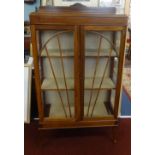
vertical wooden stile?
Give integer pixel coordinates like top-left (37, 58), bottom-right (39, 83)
top-left (114, 29), bottom-right (127, 118)
top-left (31, 25), bottom-right (44, 122)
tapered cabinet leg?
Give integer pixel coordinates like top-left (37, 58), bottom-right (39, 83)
top-left (111, 126), bottom-right (118, 143)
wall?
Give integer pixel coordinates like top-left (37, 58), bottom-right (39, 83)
top-left (24, 0), bottom-right (129, 21)
top-left (24, 0), bottom-right (40, 21)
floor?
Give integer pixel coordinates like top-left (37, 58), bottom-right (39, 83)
top-left (25, 118), bottom-right (131, 155)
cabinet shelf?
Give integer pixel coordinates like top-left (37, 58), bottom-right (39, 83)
top-left (46, 102), bottom-right (113, 118)
top-left (84, 103), bottom-right (113, 117)
top-left (41, 77), bottom-right (115, 91)
top-left (85, 78), bottom-right (115, 90)
top-left (41, 78), bottom-right (74, 90)
top-left (48, 105), bottom-right (74, 118)
top-left (41, 49), bottom-right (117, 57)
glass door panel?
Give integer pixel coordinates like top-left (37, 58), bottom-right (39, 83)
top-left (36, 29), bottom-right (75, 119)
top-left (84, 30), bottom-right (121, 118)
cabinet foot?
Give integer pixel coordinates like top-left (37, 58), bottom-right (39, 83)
top-left (111, 126), bottom-right (118, 143)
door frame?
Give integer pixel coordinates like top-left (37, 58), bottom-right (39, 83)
top-left (79, 25), bottom-right (127, 121)
top-left (31, 24), bottom-right (80, 123)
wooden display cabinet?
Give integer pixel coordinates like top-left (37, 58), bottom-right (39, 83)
top-left (30, 4), bottom-right (128, 130)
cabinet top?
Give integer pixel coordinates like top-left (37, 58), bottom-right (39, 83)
top-left (30, 3), bottom-right (128, 26)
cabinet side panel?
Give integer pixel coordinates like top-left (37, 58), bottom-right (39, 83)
top-left (31, 25), bottom-right (44, 121)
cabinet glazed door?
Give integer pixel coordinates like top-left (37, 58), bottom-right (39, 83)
top-left (81, 26), bottom-right (126, 119)
top-left (31, 25), bottom-right (80, 121)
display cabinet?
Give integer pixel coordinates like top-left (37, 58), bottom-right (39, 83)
top-left (30, 4), bottom-right (128, 129)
